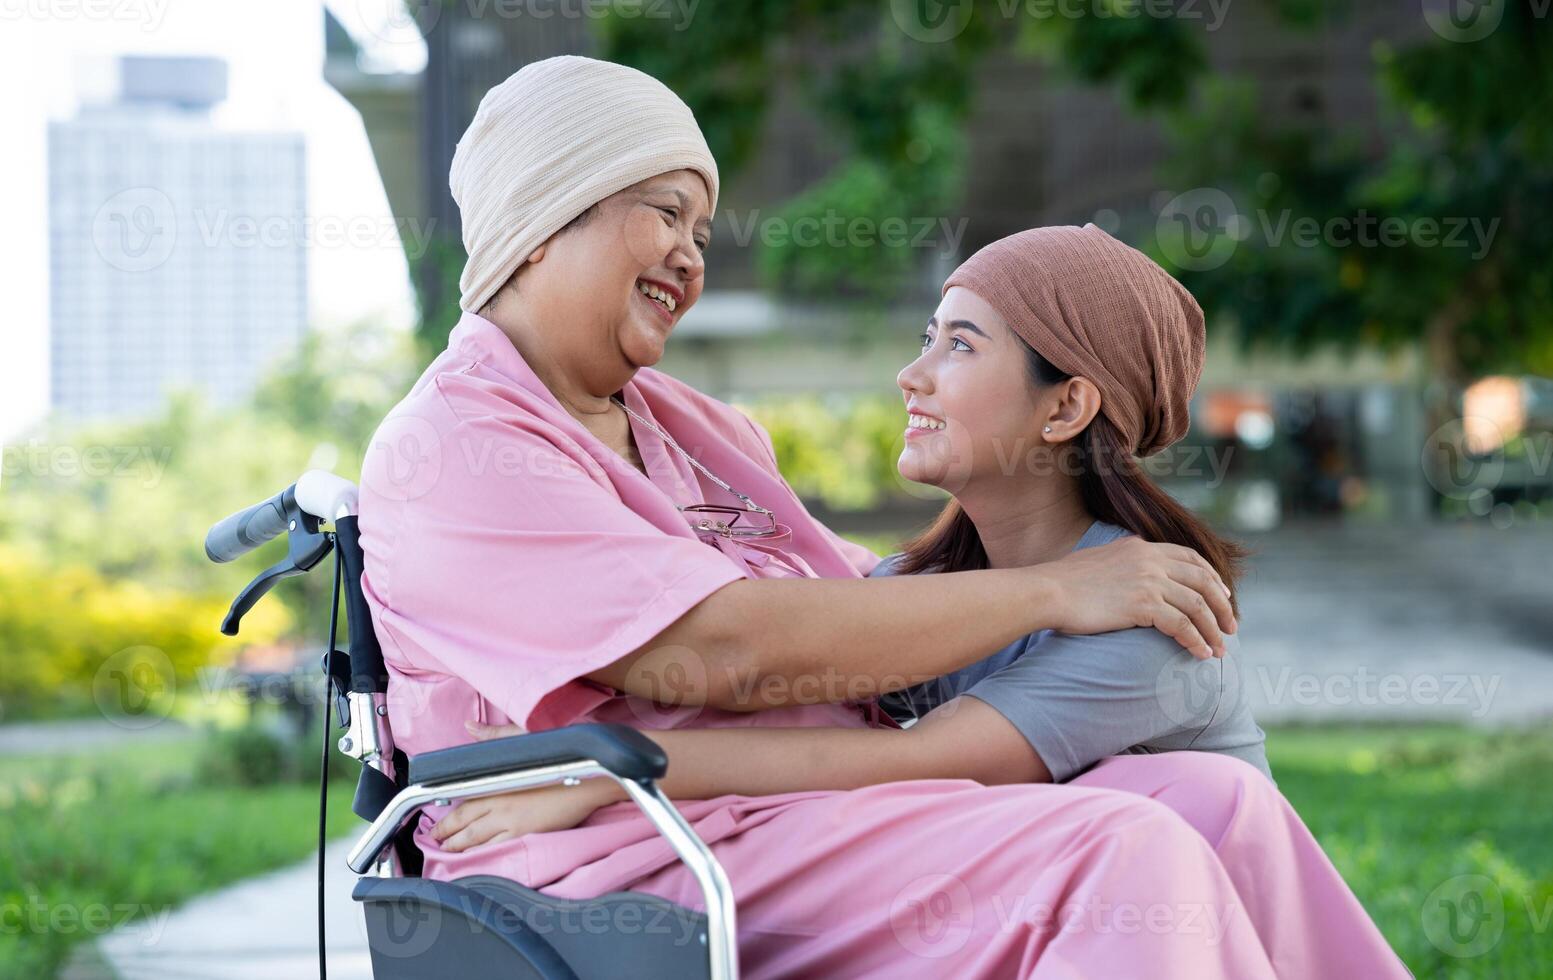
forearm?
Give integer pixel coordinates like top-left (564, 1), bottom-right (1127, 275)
top-left (584, 725), bottom-right (922, 808)
top-left (587, 715), bottom-right (1038, 808)
top-left (590, 535), bottom-right (1236, 712)
top-left (662, 569), bottom-right (1063, 709)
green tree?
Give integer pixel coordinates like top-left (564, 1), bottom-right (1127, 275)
top-left (1150, 3), bottom-right (1552, 383)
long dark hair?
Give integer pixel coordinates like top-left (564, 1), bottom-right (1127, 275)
top-left (895, 338), bottom-right (1246, 614)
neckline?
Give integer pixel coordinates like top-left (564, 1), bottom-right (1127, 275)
top-left (615, 386), bottom-right (702, 508)
top-left (1071, 518), bottom-right (1107, 553)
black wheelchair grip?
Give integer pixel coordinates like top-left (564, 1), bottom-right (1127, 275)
top-left (205, 486), bottom-right (292, 563)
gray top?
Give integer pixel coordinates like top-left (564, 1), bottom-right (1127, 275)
top-left (869, 520), bottom-right (1272, 783)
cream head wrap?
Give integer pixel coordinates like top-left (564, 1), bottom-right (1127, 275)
top-left (942, 223), bottom-right (1206, 457)
top-left (449, 55), bottom-right (720, 314)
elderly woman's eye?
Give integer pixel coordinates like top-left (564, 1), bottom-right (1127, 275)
top-left (657, 206), bottom-right (678, 223)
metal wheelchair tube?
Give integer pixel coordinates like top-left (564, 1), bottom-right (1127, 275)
top-left (346, 762), bottom-right (740, 980)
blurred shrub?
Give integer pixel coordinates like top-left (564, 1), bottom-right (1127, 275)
top-left (745, 394), bottom-right (912, 510)
top-left (196, 723), bottom-right (291, 787)
top-left (195, 720), bottom-right (354, 787)
top-left (0, 546), bottom-right (287, 722)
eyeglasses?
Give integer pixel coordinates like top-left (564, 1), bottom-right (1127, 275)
top-left (680, 502), bottom-right (786, 539)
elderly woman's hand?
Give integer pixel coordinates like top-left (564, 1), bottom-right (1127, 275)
top-left (1042, 536), bottom-right (1237, 659)
top-left (429, 721), bottom-right (624, 852)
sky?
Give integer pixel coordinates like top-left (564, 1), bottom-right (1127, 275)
top-left (0, 0), bottom-right (423, 440)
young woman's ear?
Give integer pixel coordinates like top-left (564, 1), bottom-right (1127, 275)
top-left (1041, 377), bottom-right (1103, 442)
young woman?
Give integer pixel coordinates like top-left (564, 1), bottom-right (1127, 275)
top-left (867, 223), bottom-right (1270, 785)
top-left (363, 55), bottom-right (1407, 978)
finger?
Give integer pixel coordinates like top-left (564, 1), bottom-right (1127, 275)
top-left (1165, 562), bottom-right (1237, 639)
top-left (1156, 542), bottom-right (1231, 598)
top-left (441, 814), bottom-right (501, 854)
top-left (1143, 593), bottom-right (1212, 660)
top-left (1163, 581), bottom-right (1225, 659)
top-left (431, 800), bottom-right (490, 842)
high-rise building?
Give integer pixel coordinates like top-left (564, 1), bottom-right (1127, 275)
top-left (48, 55), bottom-right (307, 420)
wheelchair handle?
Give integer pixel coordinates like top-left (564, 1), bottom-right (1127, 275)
top-left (205, 471), bottom-right (359, 565)
top-left (205, 485), bottom-right (294, 563)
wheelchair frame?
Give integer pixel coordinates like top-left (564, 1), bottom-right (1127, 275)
top-left (205, 469), bottom-right (739, 979)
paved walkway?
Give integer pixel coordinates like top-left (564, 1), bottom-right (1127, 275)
top-left (1232, 520), bottom-right (1553, 725)
top-left (0, 718), bottom-right (195, 756)
top-left (64, 839), bottom-right (372, 980)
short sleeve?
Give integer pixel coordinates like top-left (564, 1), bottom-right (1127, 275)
top-left (963, 628), bottom-right (1218, 782)
top-left (367, 412), bottom-right (746, 731)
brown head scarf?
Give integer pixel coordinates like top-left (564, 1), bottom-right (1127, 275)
top-left (942, 223), bottom-right (1206, 457)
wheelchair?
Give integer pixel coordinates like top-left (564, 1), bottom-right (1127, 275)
top-left (205, 470), bottom-right (738, 980)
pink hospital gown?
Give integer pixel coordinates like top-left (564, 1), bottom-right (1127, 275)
top-left (358, 311), bottom-right (1411, 978)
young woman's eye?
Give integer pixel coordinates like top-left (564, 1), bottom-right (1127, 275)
top-left (951, 336), bottom-right (972, 352)
top-left (918, 332), bottom-right (933, 351)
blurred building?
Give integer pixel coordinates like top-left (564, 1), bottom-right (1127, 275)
top-left (48, 55), bottom-right (308, 420)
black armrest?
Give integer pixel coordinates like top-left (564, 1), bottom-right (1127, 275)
top-left (408, 723), bottom-right (668, 787)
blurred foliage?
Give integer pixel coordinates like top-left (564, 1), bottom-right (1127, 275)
top-left (1153, 2), bottom-right (1553, 382)
top-left (0, 323), bottom-right (417, 718)
top-left (409, 233), bottom-right (471, 363)
top-left (195, 719), bottom-right (355, 788)
top-left (0, 546), bottom-right (283, 722)
top-left (595, 0), bottom-right (1210, 304)
top-left (745, 393), bottom-right (909, 510)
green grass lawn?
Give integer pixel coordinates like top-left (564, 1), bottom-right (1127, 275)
top-left (2, 724), bottom-right (1548, 979)
top-left (1267, 724), bottom-right (1553, 978)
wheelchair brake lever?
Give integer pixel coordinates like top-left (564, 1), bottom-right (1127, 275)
top-left (219, 502), bottom-right (333, 636)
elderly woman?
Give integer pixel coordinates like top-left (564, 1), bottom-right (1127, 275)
top-left (359, 57), bottom-right (1406, 979)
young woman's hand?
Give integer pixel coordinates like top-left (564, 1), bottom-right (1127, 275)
top-left (1038, 537), bottom-right (1237, 659)
top-left (429, 721), bottom-right (623, 853)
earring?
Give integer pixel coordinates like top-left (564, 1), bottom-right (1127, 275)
top-left (1043, 426), bottom-right (1053, 433)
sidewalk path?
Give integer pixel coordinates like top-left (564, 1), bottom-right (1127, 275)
top-left (68, 838), bottom-right (372, 980)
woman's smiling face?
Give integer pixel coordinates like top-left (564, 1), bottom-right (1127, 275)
top-left (512, 169), bottom-right (712, 381)
top-left (895, 286), bottom-right (1047, 492)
